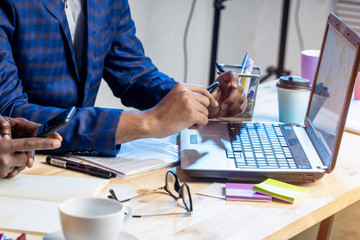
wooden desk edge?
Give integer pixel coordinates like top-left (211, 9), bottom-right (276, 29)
top-left (266, 183), bottom-right (360, 240)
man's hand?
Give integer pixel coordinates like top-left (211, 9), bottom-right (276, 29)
top-left (115, 75), bottom-right (247, 144)
top-left (144, 83), bottom-right (219, 137)
top-left (0, 116), bottom-right (62, 178)
top-left (209, 71), bottom-right (247, 118)
top-left (116, 83), bottom-right (218, 143)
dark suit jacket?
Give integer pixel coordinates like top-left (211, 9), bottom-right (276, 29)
top-left (0, 0), bottom-right (176, 156)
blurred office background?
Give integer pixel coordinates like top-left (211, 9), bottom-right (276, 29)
top-left (95, 0), bottom-right (334, 108)
top-left (95, 1), bottom-right (360, 239)
top-left (96, 0), bottom-right (360, 108)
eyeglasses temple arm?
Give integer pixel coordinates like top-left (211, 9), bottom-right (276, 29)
top-left (109, 189), bottom-right (119, 201)
top-left (132, 212), bottom-right (191, 218)
top-left (110, 187), bottom-right (165, 203)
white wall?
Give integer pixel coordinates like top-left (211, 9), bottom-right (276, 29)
top-left (95, 0), bottom-right (335, 109)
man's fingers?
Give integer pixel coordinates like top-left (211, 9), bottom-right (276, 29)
top-left (194, 114), bottom-right (209, 129)
top-left (216, 71), bottom-right (239, 89)
top-left (217, 71), bottom-right (239, 83)
top-left (0, 133), bottom-right (11, 139)
top-left (188, 113), bottom-right (209, 130)
top-left (4, 117), bottom-right (41, 137)
top-left (26, 151), bottom-right (35, 168)
top-left (7, 168), bottom-right (19, 178)
top-left (186, 85), bottom-right (219, 108)
top-left (47, 132), bottom-right (63, 142)
top-left (0, 152), bottom-right (28, 178)
top-left (220, 89), bottom-right (247, 117)
top-left (0, 116), bottom-right (12, 139)
top-left (0, 138), bottom-right (61, 153)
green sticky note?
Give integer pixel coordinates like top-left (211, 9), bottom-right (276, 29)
top-left (253, 178), bottom-right (308, 203)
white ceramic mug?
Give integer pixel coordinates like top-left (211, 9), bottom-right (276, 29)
top-left (59, 197), bottom-right (132, 240)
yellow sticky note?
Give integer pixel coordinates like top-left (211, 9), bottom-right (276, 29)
top-left (253, 178), bottom-right (308, 203)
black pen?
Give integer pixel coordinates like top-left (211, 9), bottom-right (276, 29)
top-left (207, 61), bottom-right (226, 94)
top-left (207, 81), bottom-right (220, 94)
top-left (46, 155), bottom-right (117, 179)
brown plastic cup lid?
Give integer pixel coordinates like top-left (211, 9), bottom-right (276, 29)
top-left (276, 76), bottom-right (311, 90)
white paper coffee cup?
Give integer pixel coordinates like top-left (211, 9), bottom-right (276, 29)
top-left (276, 76), bottom-right (311, 125)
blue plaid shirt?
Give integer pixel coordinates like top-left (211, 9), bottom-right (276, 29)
top-left (0, 0), bottom-right (177, 156)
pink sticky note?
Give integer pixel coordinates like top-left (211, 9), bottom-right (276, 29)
top-left (225, 183), bottom-right (272, 202)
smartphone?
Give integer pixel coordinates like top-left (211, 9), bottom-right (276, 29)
top-left (36, 106), bottom-right (76, 137)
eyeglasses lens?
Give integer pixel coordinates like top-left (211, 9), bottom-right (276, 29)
top-left (181, 184), bottom-right (192, 212)
top-left (166, 171), bottom-right (179, 198)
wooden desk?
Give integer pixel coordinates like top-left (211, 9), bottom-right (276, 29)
top-left (2, 81), bottom-right (360, 240)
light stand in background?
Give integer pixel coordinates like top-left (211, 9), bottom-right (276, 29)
top-left (260, 0), bottom-right (291, 82)
top-left (208, 0), bottom-right (292, 85)
top-left (208, 0), bottom-right (227, 85)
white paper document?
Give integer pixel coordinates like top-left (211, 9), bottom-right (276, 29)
top-left (66, 135), bottom-right (179, 178)
top-left (196, 182), bottom-right (226, 199)
top-left (0, 174), bottom-right (109, 234)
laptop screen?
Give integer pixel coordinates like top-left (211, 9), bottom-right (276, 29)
top-left (306, 15), bottom-right (359, 170)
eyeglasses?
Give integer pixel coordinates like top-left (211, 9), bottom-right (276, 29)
top-left (109, 171), bottom-right (193, 218)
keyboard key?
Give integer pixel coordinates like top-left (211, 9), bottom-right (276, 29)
top-left (226, 150), bottom-right (234, 158)
top-left (245, 152), bottom-right (254, 158)
top-left (233, 147), bottom-right (242, 152)
top-left (255, 152), bottom-right (265, 158)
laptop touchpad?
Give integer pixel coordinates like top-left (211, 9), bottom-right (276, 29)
top-left (198, 135), bottom-right (222, 145)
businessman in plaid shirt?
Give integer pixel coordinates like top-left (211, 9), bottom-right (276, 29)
top-left (0, 0), bottom-right (247, 157)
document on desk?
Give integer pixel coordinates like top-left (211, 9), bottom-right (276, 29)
top-left (0, 174), bottom-right (109, 234)
top-left (66, 135), bottom-right (179, 178)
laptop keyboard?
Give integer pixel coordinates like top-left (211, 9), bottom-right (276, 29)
top-left (227, 122), bottom-right (311, 169)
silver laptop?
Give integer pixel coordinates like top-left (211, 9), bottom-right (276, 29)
top-left (180, 13), bottom-right (360, 183)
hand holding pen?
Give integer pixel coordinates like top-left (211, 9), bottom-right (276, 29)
top-left (208, 61), bottom-right (238, 94)
top-left (207, 61), bottom-right (247, 117)
top-left (207, 61), bottom-right (226, 94)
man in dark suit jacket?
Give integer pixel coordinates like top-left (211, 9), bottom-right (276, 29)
top-left (0, 0), bottom-right (246, 156)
